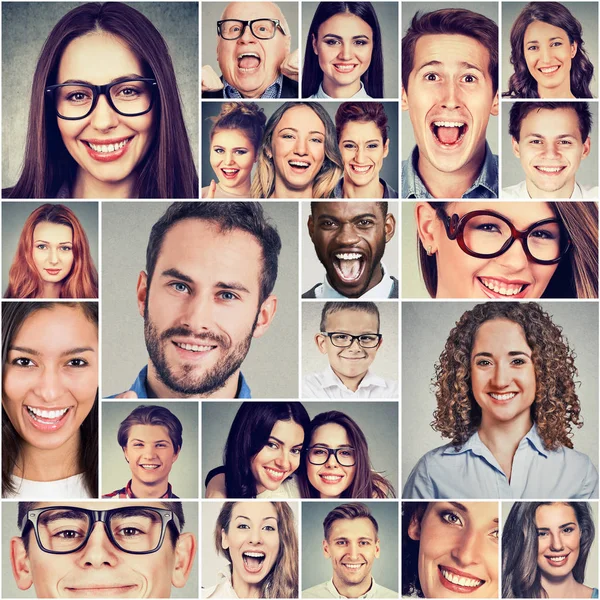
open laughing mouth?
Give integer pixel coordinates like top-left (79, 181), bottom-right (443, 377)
top-left (220, 167), bottom-right (240, 179)
top-left (539, 65), bottom-right (560, 74)
top-left (478, 277), bottom-right (529, 298)
top-left (431, 120), bottom-right (467, 146)
top-left (350, 163), bottom-right (373, 175)
top-left (438, 566), bottom-right (485, 593)
top-left (238, 53), bottom-right (261, 73)
top-left (288, 160), bottom-right (311, 173)
top-left (243, 551), bottom-right (266, 573)
top-left (545, 553), bottom-right (570, 567)
top-left (25, 406), bottom-right (71, 432)
top-left (334, 63), bottom-right (357, 73)
top-left (333, 252), bottom-right (365, 283)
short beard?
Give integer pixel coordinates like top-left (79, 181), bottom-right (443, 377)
top-left (144, 303), bottom-right (257, 397)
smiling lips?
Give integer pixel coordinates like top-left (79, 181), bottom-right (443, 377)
top-left (333, 252), bottom-right (365, 283)
top-left (539, 65), bottom-right (561, 75)
top-left (83, 136), bottom-right (133, 162)
top-left (534, 165), bottom-right (566, 175)
top-left (478, 277), bottom-right (530, 298)
top-left (45, 268), bottom-right (62, 276)
top-left (64, 584), bottom-right (139, 597)
top-left (243, 551), bottom-right (266, 573)
top-left (25, 405), bottom-right (71, 432)
top-left (238, 53), bottom-right (261, 72)
top-left (264, 466), bottom-right (288, 483)
top-left (545, 552), bottom-right (570, 567)
top-left (220, 167), bottom-right (240, 180)
top-left (438, 565), bottom-right (485, 593)
top-left (334, 63), bottom-right (358, 73)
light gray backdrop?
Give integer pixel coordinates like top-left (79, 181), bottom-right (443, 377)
top-left (2, 2), bottom-right (199, 188)
top-left (301, 200), bottom-right (399, 295)
top-left (401, 302), bottom-right (599, 490)
top-left (301, 2), bottom-right (399, 97)
top-left (501, 2), bottom-right (599, 97)
top-left (302, 501), bottom-right (398, 592)
top-left (201, 401), bottom-right (399, 497)
top-left (101, 201), bottom-right (298, 398)
top-left (201, 101), bottom-right (399, 193)
top-left (101, 400), bottom-right (199, 499)
top-left (2, 201), bottom-right (99, 294)
top-left (2, 501), bottom-right (199, 599)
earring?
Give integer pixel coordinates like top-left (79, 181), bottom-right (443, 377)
top-left (426, 245), bottom-right (433, 256)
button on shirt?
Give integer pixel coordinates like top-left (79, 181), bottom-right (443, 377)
top-left (403, 425), bottom-right (598, 499)
top-left (402, 142), bottom-right (498, 198)
top-left (303, 578), bottom-right (398, 599)
top-left (303, 366), bottom-right (398, 399)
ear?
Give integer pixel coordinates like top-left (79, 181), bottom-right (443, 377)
top-left (171, 532), bottom-right (196, 589)
top-left (374, 537), bottom-right (381, 559)
top-left (312, 33), bottom-right (318, 55)
top-left (376, 336), bottom-right (383, 351)
top-left (171, 449), bottom-right (180, 465)
top-left (401, 86), bottom-right (409, 111)
top-left (252, 295), bottom-right (277, 339)
top-left (415, 202), bottom-right (439, 254)
top-left (490, 92), bottom-right (499, 117)
top-left (571, 41), bottom-right (578, 58)
top-left (582, 136), bottom-right (591, 158)
top-left (221, 528), bottom-right (229, 550)
top-left (123, 446), bottom-right (130, 464)
top-left (407, 514), bottom-right (422, 541)
top-left (10, 537), bottom-right (33, 591)
top-left (511, 136), bottom-right (521, 159)
top-left (315, 333), bottom-right (328, 355)
top-left (136, 271), bottom-right (149, 319)
top-left (383, 139), bottom-right (390, 159)
top-left (323, 538), bottom-right (331, 559)
top-left (384, 213), bottom-right (396, 243)
top-left (307, 214), bottom-right (315, 242)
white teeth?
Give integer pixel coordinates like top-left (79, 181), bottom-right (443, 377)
top-left (265, 467), bottom-right (285, 480)
top-left (490, 392), bottom-right (517, 401)
top-left (238, 53), bottom-right (259, 59)
top-left (351, 164), bottom-right (372, 173)
top-left (222, 168), bottom-right (239, 174)
top-left (334, 64), bottom-right (356, 72)
top-left (289, 161), bottom-right (309, 167)
top-left (140, 464), bottom-right (160, 470)
top-left (539, 66), bottom-right (559, 73)
top-left (321, 475), bottom-right (343, 482)
top-left (343, 563), bottom-right (363, 570)
top-left (440, 569), bottom-right (483, 588)
top-left (243, 552), bottom-right (265, 558)
top-left (548, 555), bottom-right (568, 562)
top-left (175, 342), bottom-right (214, 352)
top-left (433, 121), bottom-right (465, 127)
top-left (536, 166), bottom-right (563, 173)
top-left (480, 277), bottom-right (525, 296)
top-left (336, 252), bottom-right (362, 260)
top-left (88, 139), bottom-right (128, 153)
top-left (27, 407), bottom-right (69, 420)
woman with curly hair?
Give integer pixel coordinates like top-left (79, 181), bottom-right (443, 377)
top-left (503, 2), bottom-right (594, 98)
top-left (403, 302), bottom-right (598, 499)
top-left (502, 502), bottom-right (597, 598)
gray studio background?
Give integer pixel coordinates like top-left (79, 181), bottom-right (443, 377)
top-left (201, 101), bottom-right (399, 192)
top-left (301, 200), bottom-right (399, 295)
top-left (2, 501), bottom-right (199, 599)
top-left (302, 501), bottom-right (398, 592)
top-left (501, 101), bottom-right (599, 189)
top-left (401, 302), bottom-right (599, 491)
top-left (302, 302), bottom-right (398, 383)
top-left (401, 2), bottom-right (499, 160)
top-left (501, 2), bottom-right (599, 97)
top-left (201, 500), bottom-right (300, 589)
top-left (2, 201), bottom-right (99, 294)
top-left (201, 401), bottom-right (398, 497)
top-left (201, 1), bottom-right (298, 85)
top-left (501, 501), bottom-right (599, 588)
top-left (401, 201), bottom-right (428, 298)
top-left (301, 2), bottom-right (399, 98)
top-left (101, 202), bottom-right (298, 398)
top-left (101, 400), bottom-right (199, 498)
top-left (2, 2), bottom-right (199, 188)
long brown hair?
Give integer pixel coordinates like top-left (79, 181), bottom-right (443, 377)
top-left (5, 204), bottom-right (98, 298)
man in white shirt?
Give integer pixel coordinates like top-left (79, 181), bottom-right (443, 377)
top-left (303, 503), bottom-right (397, 598)
top-left (503, 101), bottom-right (598, 199)
top-left (302, 302), bottom-right (398, 399)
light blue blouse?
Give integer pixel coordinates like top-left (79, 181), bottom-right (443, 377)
top-left (403, 425), bottom-right (598, 499)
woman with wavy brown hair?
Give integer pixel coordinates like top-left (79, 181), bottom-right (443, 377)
top-left (4, 203), bottom-right (98, 298)
top-left (403, 302), bottom-right (598, 499)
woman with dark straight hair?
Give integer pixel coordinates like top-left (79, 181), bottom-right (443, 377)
top-left (504, 2), bottom-right (594, 98)
top-left (502, 502), bottom-right (597, 598)
top-left (302, 2), bottom-right (384, 99)
top-left (2, 302), bottom-right (98, 498)
top-left (4, 2), bottom-right (198, 199)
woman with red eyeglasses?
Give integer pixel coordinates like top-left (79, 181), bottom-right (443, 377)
top-left (414, 201), bottom-right (597, 298)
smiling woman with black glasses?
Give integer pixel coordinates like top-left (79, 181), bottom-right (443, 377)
top-left (3, 2), bottom-right (198, 199)
top-left (414, 201), bottom-right (598, 298)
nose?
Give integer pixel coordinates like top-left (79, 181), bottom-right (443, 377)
top-left (293, 135), bottom-right (308, 156)
top-left (451, 528), bottom-right (483, 567)
top-left (77, 523), bottom-right (118, 568)
top-left (89, 94), bottom-right (119, 132)
top-left (143, 447), bottom-right (158, 460)
top-left (274, 449), bottom-right (291, 471)
top-left (490, 361), bottom-right (511, 388)
top-left (541, 143), bottom-right (561, 160)
top-left (541, 45), bottom-right (551, 64)
top-left (440, 80), bottom-right (461, 110)
top-left (550, 532), bottom-right (565, 552)
top-left (249, 526), bottom-right (263, 545)
top-left (48, 247), bottom-right (59, 265)
top-left (346, 541), bottom-right (361, 560)
top-left (180, 293), bottom-right (216, 333)
top-left (335, 223), bottom-right (361, 246)
top-left (495, 237), bottom-right (530, 273)
top-left (33, 367), bottom-right (66, 403)
top-left (355, 146), bottom-right (365, 163)
top-left (325, 451), bottom-right (339, 468)
top-left (239, 23), bottom-right (256, 43)
top-left (337, 41), bottom-right (352, 61)
top-left (224, 150), bottom-right (235, 165)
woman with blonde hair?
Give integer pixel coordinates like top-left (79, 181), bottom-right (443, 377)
top-left (251, 102), bottom-right (343, 198)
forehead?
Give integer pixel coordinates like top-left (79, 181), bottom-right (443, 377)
top-left (449, 201), bottom-right (556, 228)
top-left (127, 423), bottom-right (171, 442)
top-left (276, 105), bottom-right (325, 132)
top-left (58, 32), bottom-right (143, 84)
top-left (312, 422), bottom-right (350, 444)
top-left (212, 129), bottom-right (253, 147)
top-left (231, 501), bottom-right (278, 521)
top-left (270, 419), bottom-right (305, 442)
top-left (535, 503), bottom-right (578, 525)
top-left (472, 318), bottom-right (530, 352)
top-left (519, 108), bottom-right (583, 141)
top-left (222, 2), bottom-right (282, 21)
top-left (524, 20), bottom-right (569, 43)
top-left (313, 201), bottom-right (384, 220)
top-left (328, 517), bottom-right (376, 540)
top-left (324, 308), bottom-right (378, 332)
top-left (33, 501), bottom-right (167, 510)
top-left (33, 221), bottom-right (73, 240)
top-left (318, 12), bottom-right (373, 36)
top-left (340, 121), bottom-right (383, 141)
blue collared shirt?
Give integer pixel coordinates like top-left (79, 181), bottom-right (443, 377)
top-left (333, 178), bottom-right (398, 199)
top-left (401, 142), bottom-right (498, 198)
top-left (121, 365), bottom-right (251, 399)
top-left (224, 74), bottom-right (283, 99)
top-left (403, 426), bottom-right (598, 499)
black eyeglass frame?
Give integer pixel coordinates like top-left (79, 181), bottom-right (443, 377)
top-left (45, 78), bottom-right (158, 121)
top-left (217, 18), bottom-right (287, 40)
top-left (306, 446), bottom-right (357, 466)
top-left (438, 208), bottom-right (572, 266)
top-left (320, 332), bottom-right (382, 348)
top-left (20, 506), bottom-right (181, 555)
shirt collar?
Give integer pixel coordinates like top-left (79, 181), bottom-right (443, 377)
top-left (402, 142), bottom-right (498, 198)
top-left (125, 480), bottom-right (175, 498)
top-left (321, 263), bottom-right (393, 299)
top-left (326, 578), bottom-right (377, 598)
top-left (314, 81), bottom-right (371, 99)
top-left (333, 178), bottom-right (397, 199)
top-left (321, 366), bottom-right (386, 391)
top-left (224, 74), bottom-right (283, 99)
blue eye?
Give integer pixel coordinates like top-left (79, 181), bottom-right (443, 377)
top-left (170, 282), bottom-right (190, 293)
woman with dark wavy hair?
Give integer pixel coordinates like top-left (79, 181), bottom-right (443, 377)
top-left (502, 502), bottom-right (597, 598)
top-left (4, 2), bottom-right (198, 198)
top-left (403, 302), bottom-right (598, 499)
top-left (504, 2), bottom-right (594, 98)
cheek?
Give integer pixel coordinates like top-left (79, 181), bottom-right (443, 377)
top-left (58, 120), bottom-right (85, 146)
top-left (307, 461), bottom-right (320, 483)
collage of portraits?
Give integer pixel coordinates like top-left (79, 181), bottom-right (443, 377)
top-left (1, 0), bottom-right (600, 598)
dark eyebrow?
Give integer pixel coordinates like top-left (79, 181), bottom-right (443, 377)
top-left (160, 268), bottom-right (193, 284)
top-left (269, 435), bottom-right (304, 448)
top-left (416, 59), bottom-right (485, 75)
top-left (39, 509), bottom-right (88, 524)
top-left (472, 351), bottom-right (531, 359)
top-left (131, 438), bottom-right (171, 444)
top-left (280, 127), bottom-right (325, 135)
top-left (526, 36), bottom-right (565, 44)
top-left (60, 347), bottom-right (95, 357)
top-left (322, 33), bottom-right (370, 40)
top-left (59, 73), bottom-right (144, 86)
top-left (450, 501), bottom-right (468, 512)
top-left (9, 345), bottom-right (94, 357)
top-left (34, 239), bottom-right (72, 244)
top-left (235, 515), bottom-right (278, 522)
top-left (10, 346), bottom-right (41, 356)
top-left (313, 443), bottom-right (354, 448)
top-left (216, 281), bottom-right (251, 294)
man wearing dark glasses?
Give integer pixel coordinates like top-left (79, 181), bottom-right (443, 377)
top-left (9, 502), bottom-right (196, 598)
top-left (202, 2), bottom-right (299, 99)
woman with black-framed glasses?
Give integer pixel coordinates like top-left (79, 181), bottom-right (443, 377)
top-left (3, 2), bottom-right (198, 199)
top-left (414, 201), bottom-right (598, 298)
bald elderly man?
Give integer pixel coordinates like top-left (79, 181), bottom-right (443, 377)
top-left (202, 1), bottom-right (299, 99)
